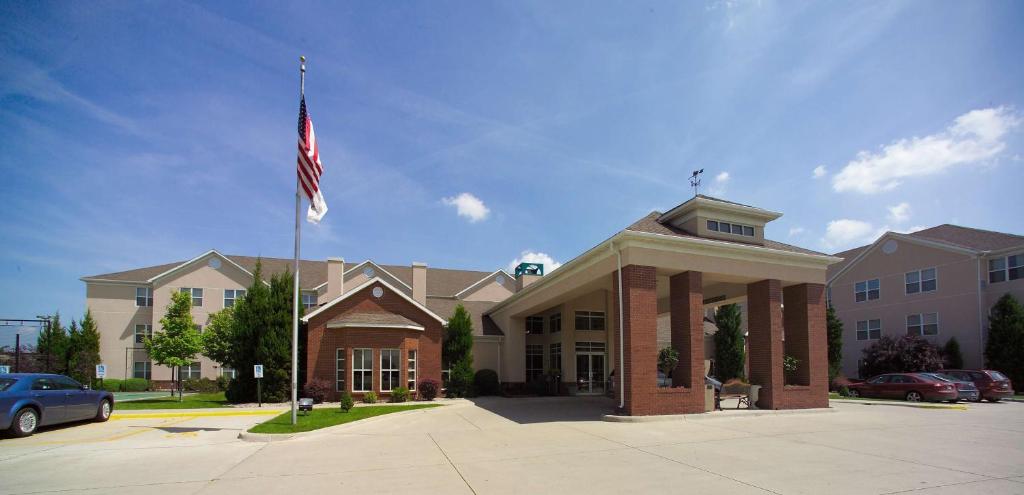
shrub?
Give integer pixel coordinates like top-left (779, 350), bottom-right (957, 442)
top-left (339, 392), bottom-right (354, 412)
top-left (216, 375), bottom-right (231, 392)
top-left (122, 378), bottom-right (150, 392)
top-left (390, 386), bottom-right (410, 403)
top-left (92, 378), bottom-right (122, 392)
top-left (303, 378), bottom-right (331, 403)
top-left (183, 378), bottom-right (220, 393)
top-left (446, 359), bottom-right (474, 398)
top-left (861, 335), bottom-right (943, 378)
top-left (363, 391), bottom-right (378, 404)
top-left (418, 379), bottom-right (440, 401)
top-left (714, 304), bottom-right (745, 380)
top-left (473, 369), bottom-right (501, 396)
top-left (658, 347), bottom-right (680, 378)
top-left (837, 385), bottom-right (851, 397)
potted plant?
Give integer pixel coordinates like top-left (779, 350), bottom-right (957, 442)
top-left (658, 347), bottom-right (680, 387)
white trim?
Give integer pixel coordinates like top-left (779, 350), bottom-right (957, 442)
top-left (326, 322), bottom-right (425, 331)
top-left (343, 260), bottom-right (413, 291)
top-left (657, 196), bottom-right (782, 224)
top-left (828, 232), bottom-right (979, 286)
top-left (79, 278), bottom-right (150, 285)
top-left (301, 276), bottom-right (447, 325)
top-left (453, 269), bottom-right (514, 299)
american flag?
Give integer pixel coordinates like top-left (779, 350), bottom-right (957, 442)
top-left (297, 96), bottom-right (328, 223)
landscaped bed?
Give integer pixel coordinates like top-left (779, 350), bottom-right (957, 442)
top-left (115, 392), bottom-right (231, 410)
top-left (248, 404), bottom-right (443, 434)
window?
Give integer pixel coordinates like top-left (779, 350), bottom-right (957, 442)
top-left (549, 343), bottom-right (562, 373)
top-left (549, 313), bottom-right (561, 333)
top-left (907, 313), bottom-right (939, 336)
top-left (352, 348), bottom-right (372, 392)
top-left (407, 350), bottom-right (417, 390)
top-left (575, 341), bottom-right (606, 353)
top-left (855, 279), bottom-right (880, 302)
top-left (301, 291), bottom-right (318, 309)
top-left (180, 287), bottom-right (203, 307)
top-left (380, 349), bottom-right (400, 392)
top-left (718, 222), bottom-right (731, 233)
top-left (136, 287), bottom-right (153, 307)
top-left (989, 254), bottom-right (1023, 283)
top-left (526, 344), bottom-right (544, 382)
top-left (220, 367), bottom-right (237, 379)
top-left (574, 311), bottom-right (606, 331)
top-left (134, 324), bottom-right (152, 344)
top-left (224, 289), bottom-right (246, 307)
top-left (742, 226), bottom-right (754, 236)
top-left (335, 348), bottom-right (346, 392)
top-left (707, 220), bottom-right (719, 231)
top-left (706, 219), bottom-right (754, 237)
top-left (905, 268), bottom-right (936, 294)
top-left (731, 224), bottom-right (743, 235)
top-left (525, 316), bottom-right (544, 334)
top-left (133, 361), bottom-right (152, 379)
top-left (856, 319), bottom-right (881, 341)
top-left (182, 362), bottom-right (201, 380)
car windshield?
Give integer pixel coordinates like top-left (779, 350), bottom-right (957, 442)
top-left (0, 378), bottom-right (15, 391)
top-left (989, 371), bottom-right (1009, 381)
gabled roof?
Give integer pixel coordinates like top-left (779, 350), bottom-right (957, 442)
top-left (302, 277), bottom-right (447, 325)
top-left (326, 312), bottom-right (425, 331)
top-left (627, 212), bottom-right (827, 256)
top-left (452, 269), bottom-right (514, 298)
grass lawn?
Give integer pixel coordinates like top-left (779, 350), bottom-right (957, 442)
top-left (249, 404), bottom-right (443, 434)
top-left (115, 392), bottom-right (230, 410)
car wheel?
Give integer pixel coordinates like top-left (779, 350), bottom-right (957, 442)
top-left (9, 408), bottom-right (39, 437)
top-left (848, 389), bottom-right (860, 398)
top-left (905, 391), bottom-right (923, 402)
top-left (94, 400), bottom-right (112, 422)
top-left (987, 397), bottom-right (1001, 403)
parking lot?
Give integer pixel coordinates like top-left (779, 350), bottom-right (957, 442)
top-left (0, 398), bottom-right (1022, 494)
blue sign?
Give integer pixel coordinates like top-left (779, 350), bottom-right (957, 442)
top-left (254, 364), bottom-right (264, 379)
top-left (0, 365), bottom-right (10, 374)
top-left (95, 364), bottom-right (107, 379)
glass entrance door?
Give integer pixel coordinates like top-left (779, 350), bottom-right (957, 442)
top-left (575, 353), bottom-right (605, 395)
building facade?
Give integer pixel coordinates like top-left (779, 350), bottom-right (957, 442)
top-left (827, 225), bottom-right (1024, 378)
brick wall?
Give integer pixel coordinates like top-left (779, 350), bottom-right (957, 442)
top-left (305, 281), bottom-right (442, 401)
top-left (747, 279), bottom-right (784, 409)
top-left (780, 283), bottom-right (828, 409)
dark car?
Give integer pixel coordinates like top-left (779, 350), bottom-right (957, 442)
top-left (941, 370), bottom-right (1015, 402)
top-left (847, 373), bottom-right (958, 402)
top-left (0, 373), bottom-right (115, 437)
top-left (921, 373), bottom-right (979, 402)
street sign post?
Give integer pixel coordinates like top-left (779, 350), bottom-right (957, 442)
top-left (95, 364), bottom-right (106, 390)
top-left (254, 364), bottom-right (264, 407)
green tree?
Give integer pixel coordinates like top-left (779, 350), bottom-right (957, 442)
top-left (36, 312), bottom-right (67, 374)
top-left (713, 304), bottom-right (745, 381)
top-left (147, 290), bottom-right (203, 401)
top-left (826, 305), bottom-right (844, 382)
top-left (69, 310), bottom-right (102, 384)
top-left (942, 336), bottom-right (964, 370)
top-left (658, 347), bottom-right (680, 386)
top-left (64, 319), bottom-right (80, 377)
top-left (985, 293), bottom-right (1024, 387)
top-left (443, 304), bottom-right (474, 397)
top-left (202, 307), bottom-right (234, 366)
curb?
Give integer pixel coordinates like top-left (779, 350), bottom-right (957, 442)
top-left (830, 399), bottom-right (967, 410)
top-left (113, 409), bottom-right (286, 419)
top-left (237, 405), bottom-right (446, 442)
top-left (602, 407), bottom-right (836, 423)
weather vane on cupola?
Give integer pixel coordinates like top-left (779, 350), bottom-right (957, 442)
top-left (689, 169), bottom-right (704, 197)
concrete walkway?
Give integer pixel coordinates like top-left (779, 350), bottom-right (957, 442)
top-left (1, 397), bottom-right (1022, 494)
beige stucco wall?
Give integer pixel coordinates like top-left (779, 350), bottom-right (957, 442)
top-left (462, 277), bottom-right (514, 302)
top-left (90, 283), bottom-right (153, 380)
top-left (472, 337), bottom-right (502, 375)
top-left (344, 264), bottom-right (412, 297)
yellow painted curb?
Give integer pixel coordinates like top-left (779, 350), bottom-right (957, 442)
top-left (112, 409), bottom-right (286, 419)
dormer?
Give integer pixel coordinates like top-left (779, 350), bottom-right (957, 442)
top-left (656, 195), bottom-right (782, 246)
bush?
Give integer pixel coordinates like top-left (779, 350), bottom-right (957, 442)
top-left (473, 369), bottom-right (501, 396)
top-left (339, 391), bottom-right (354, 412)
top-left (92, 378), bottom-right (120, 392)
top-left (390, 386), bottom-right (410, 403)
top-left (302, 378), bottom-right (330, 403)
top-left (861, 335), bottom-right (943, 378)
top-left (837, 385), bottom-right (851, 397)
top-left (363, 391), bottom-right (378, 404)
top-left (122, 378), bottom-right (150, 392)
top-left (446, 360), bottom-right (474, 398)
top-left (216, 375), bottom-right (231, 392)
top-left (418, 379), bottom-right (440, 401)
top-left (183, 378), bottom-right (220, 393)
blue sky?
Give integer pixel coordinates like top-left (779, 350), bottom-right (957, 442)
top-left (2, 1), bottom-right (1023, 322)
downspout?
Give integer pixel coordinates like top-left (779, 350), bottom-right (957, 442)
top-left (611, 240), bottom-right (625, 410)
top-left (977, 254), bottom-right (987, 366)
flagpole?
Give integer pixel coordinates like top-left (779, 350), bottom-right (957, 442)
top-left (291, 55), bottom-right (306, 426)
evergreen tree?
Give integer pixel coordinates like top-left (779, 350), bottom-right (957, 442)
top-left (36, 312), bottom-right (67, 374)
top-left (985, 293), bottom-right (1024, 387)
top-left (713, 304), bottom-right (745, 381)
top-left (64, 320), bottom-right (80, 380)
top-left (826, 305), bottom-right (844, 382)
top-left (72, 309), bottom-right (102, 384)
top-left (942, 336), bottom-right (964, 370)
top-left (147, 290), bottom-right (203, 401)
top-left (443, 304), bottom-right (474, 397)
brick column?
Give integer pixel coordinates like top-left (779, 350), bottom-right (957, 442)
top-left (612, 265), bottom-right (658, 415)
top-left (782, 283), bottom-right (829, 408)
top-left (747, 279), bottom-right (784, 409)
top-left (670, 271), bottom-right (704, 395)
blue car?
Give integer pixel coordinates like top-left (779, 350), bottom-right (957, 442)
top-left (0, 373), bottom-right (115, 437)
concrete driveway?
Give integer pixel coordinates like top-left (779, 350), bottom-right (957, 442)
top-left (1, 398), bottom-right (1023, 494)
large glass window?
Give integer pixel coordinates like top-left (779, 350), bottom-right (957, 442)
top-left (301, 291), bottom-right (318, 309)
top-left (549, 343), bottom-right (562, 373)
top-left (180, 287), bottom-right (203, 307)
top-left (907, 313), bottom-right (939, 336)
top-left (549, 313), bottom-right (561, 333)
top-left (525, 316), bottom-right (544, 334)
top-left (182, 362), bottom-right (201, 380)
top-left (905, 268), bottom-right (936, 294)
top-left (380, 349), bottom-right (400, 392)
top-left (136, 287), bottom-right (153, 307)
top-left (525, 344), bottom-right (544, 382)
top-left (990, 254), bottom-right (1023, 283)
top-left (706, 219), bottom-right (754, 237)
top-left (352, 348), bottom-right (372, 392)
top-left (134, 324), bottom-right (152, 344)
top-left (1011, 254), bottom-right (1024, 281)
top-left (335, 348), bottom-right (346, 392)
top-left (224, 289), bottom-right (246, 308)
top-left (856, 319), bottom-right (881, 341)
top-left (855, 279), bottom-right (880, 302)
top-left (133, 361), bottom-right (152, 379)
top-left (407, 350), bottom-right (417, 390)
top-left (574, 311), bottom-right (606, 331)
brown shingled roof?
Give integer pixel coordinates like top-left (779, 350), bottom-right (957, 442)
top-left (625, 212), bottom-right (827, 256)
top-left (907, 224), bottom-right (1024, 252)
top-left (326, 311), bottom-right (423, 328)
top-left (425, 298), bottom-right (500, 336)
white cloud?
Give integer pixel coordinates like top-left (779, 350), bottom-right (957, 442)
top-left (887, 202), bottom-right (911, 223)
top-left (442, 192), bottom-right (490, 223)
top-left (715, 171), bottom-right (730, 183)
top-left (821, 219), bottom-right (888, 251)
top-left (788, 226), bottom-right (806, 237)
top-left (833, 106), bottom-right (1020, 194)
top-left (508, 251), bottom-right (562, 274)
top-left (708, 171), bottom-right (730, 195)
top-left (812, 165), bottom-right (827, 179)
